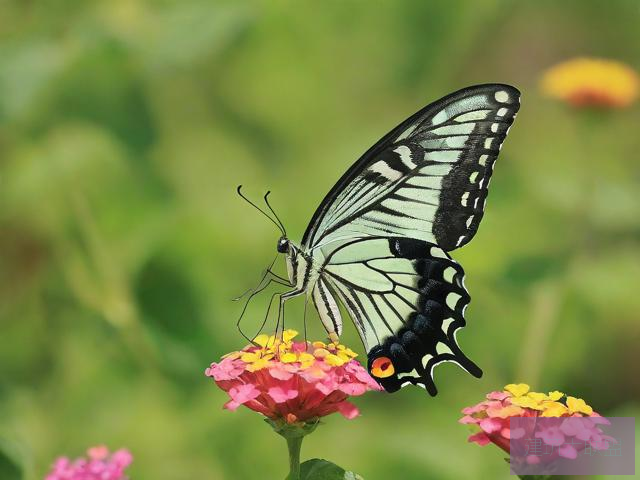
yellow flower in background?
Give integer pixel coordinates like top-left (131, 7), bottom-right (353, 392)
top-left (541, 57), bottom-right (639, 108)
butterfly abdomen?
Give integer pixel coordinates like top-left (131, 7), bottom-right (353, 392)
top-left (367, 237), bottom-right (482, 395)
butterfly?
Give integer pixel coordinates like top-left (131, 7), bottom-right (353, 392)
top-left (239, 84), bottom-right (520, 395)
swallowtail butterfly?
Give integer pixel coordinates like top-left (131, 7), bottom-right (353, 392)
top-left (241, 84), bottom-right (520, 395)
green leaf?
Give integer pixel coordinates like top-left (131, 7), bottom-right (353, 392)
top-left (299, 458), bottom-right (363, 480)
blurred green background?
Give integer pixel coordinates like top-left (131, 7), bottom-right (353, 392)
top-left (1, 1), bottom-right (639, 479)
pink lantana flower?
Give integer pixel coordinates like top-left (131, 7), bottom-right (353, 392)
top-left (206, 329), bottom-right (381, 479)
top-left (460, 383), bottom-right (615, 474)
top-left (45, 445), bottom-right (132, 480)
top-left (206, 329), bottom-right (381, 424)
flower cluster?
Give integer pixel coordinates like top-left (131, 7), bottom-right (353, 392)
top-left (541, 57), bottom-right (639, 108)
top-left (205, 330), bottom-right (382, 424)
top-left (45, 446), bottom-right (132, 480)
top-left (459, 383), bottom-right (610, 461)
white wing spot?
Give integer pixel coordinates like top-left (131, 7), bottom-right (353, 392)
top-left (425, 150), bottom-right (459, 163)
top-left (443, 267), bottom-right (457, 283)
top-left (432, 124), bottom-right (474, 135)
top-left (466, 215), bottom-right (474, 228)
top-left (456, 235), bottom-right (466, 246)
top-left (369, 160), bottom-right (402, 181)
top-left (430, 247), bottom-right (448, 259)
top-left (422, 354), bottom-right (434, 369)
top-left (497, 107), bottom-right (508, 116)
top-left (394, 145), bottom-right (416, 169)
top-left (441, 317), bottom-right (455, 333)
top-left (495, 90), bottom-right (509, 103)
top-left (446, 292), bottom-right (462, 310)
top-left (396, 124), bottom-right (417, 141)
top-left (491, 123), bottom-right (499, 133)
top-left (444, 136), bottom-right (467, 148)
top-left (431, 110), bottom-right (448, 125)
top-left (436, 342), bottom-right (453, 355)
top-left (479, 154), bottom-right (489, 166)
top-left (455, 110), bottom-right (490, 122)
top-left (484, 138), bottom-right (493, 149)
top-left (469, 171), bottom-right (478, 183)
top-left (461, 192), bottom-right (469, 206)
top-left (398, 369), bottom-right (419, 379)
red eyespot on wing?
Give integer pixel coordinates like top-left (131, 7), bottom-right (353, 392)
top-left (371, 356), bottom-right (395, 378)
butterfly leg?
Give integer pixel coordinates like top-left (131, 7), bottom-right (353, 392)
top-left (252, 290), bottom-right (284, 347)
top-left (236, 273), bottom-right (292, 346)
top-left (274, 288), bottom-right (305, 342)
top-left (234, 255), bottom-right (290, 301)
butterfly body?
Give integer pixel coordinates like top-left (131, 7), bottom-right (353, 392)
top-left (270, 84), bottom-right (520, 395)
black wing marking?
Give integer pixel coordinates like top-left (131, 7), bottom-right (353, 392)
top-left (321, 236), bottom-right (482, 395)
top-left (302, 84), bottom-right (520, 251)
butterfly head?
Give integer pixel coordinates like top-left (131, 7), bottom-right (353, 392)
top-left (276, 236), bottom-right (290, 254)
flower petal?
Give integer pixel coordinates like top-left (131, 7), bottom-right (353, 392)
top-left (226, 384), bottom-right (261, 411)
top-left (268, 387), bottom-right (299, 403)
top-left (479, 418), bottom-right (502, 434)
top-left (461, 403), bottom-right (487, 415)
top-left (269, 365), bottom-right (295, 380)
top-left (548, 390), bottom-right (564, 401)
top-left (536, 427), bottom-right (565, 446)
top-left (504, 383), bottom-right (530, 397)
top-left (486, 391), bottom-right (509, 401)
top-left (459, 415), bottom-right (480, 425)
top-left (338, 382), bottom-right (368, 396)
top-left (336, 401), bottom-right (360, 419)
top-left (468, 432), bottom-right (491, 446)
top-left (558, 443), bottom-right (578, 459)
top-left (566, 396), bottom-right (593, 416)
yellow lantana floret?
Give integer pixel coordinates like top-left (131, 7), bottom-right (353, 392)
top-left (504, 383), bottom-right (530, 397)
top-left (541, 402), bottom-right (569, 417)
top-left (325, 353), bottom-right (346, 367)
top-left (502, 384), bottom-right (593, 417)
top-left (547, 391), bottom-right (564, 401)
top-left (280, 352), bottom-right (298, 363)
top-left (566, 396), bottom-right (593, 415)
top-left (236, 329), bottom-right (360, 372)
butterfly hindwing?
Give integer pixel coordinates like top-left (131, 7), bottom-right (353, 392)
top-left (303, 84), bottom-right (520, 251)
top-left (320, 236), bottom-right (482, 395)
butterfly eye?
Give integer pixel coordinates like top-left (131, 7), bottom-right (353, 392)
top-left (277, 237), bottom-right (289, 253)
top-left (371, 356), bottom-right (395, 378)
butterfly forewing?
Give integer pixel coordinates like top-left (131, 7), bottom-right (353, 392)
top-left (303, 84), bottom-right (520, 251)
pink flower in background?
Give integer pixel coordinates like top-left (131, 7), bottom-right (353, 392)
top-left (459, 383), bottom-right (614, 466)
top-left (205, 330), bottom-right (382, 424)
top-left (45, 446), bottom-right (132, 480)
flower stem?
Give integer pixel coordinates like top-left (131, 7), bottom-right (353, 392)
top-left (267, 418), bottom-right (318, 480)
top-left (286, 435), bottom-right (303, 480)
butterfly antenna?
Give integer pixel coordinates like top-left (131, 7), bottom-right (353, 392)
top-left (237, 185), bottom-right (285, 235)
top-left (263, 191), bottom-right (287, 237)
